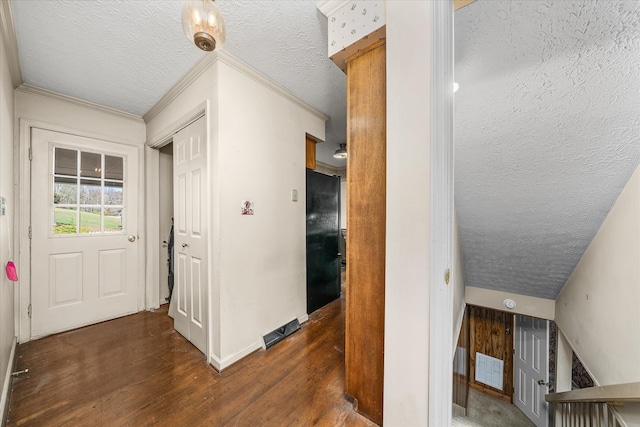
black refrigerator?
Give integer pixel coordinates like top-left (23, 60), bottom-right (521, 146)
top-left (306, 169), bottom-right (341, 314)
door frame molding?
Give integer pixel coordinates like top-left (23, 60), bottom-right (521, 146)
top-left (16, 119), bottom-right (146, 343)
top-left (143, 102), bottom-right (207, 312)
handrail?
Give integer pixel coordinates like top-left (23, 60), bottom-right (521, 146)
top-left (546, 382), bottom-right (640, 403)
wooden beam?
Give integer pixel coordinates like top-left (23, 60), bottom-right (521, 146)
top-left (305, 135), bottom-right (317, 170)
top-left (345, 41), bottom-right (386, 425)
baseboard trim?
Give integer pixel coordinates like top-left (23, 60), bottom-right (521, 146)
top-left (452, 403), bottom-right (466, 418)
top-left (210, 340), bottom-right (263, 372)
top-left (298, 314), bottom-right (309, 324)
top-left (468, 381), bottom-right (512, 403)
top-left (0, 337), bottom-right (17, 426)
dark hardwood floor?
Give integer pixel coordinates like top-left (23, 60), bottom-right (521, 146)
top-left (7, 291), bottom-right (376, 426)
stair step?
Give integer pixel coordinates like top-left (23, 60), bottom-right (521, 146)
top-left (452, 416), bottom-right (484, 426)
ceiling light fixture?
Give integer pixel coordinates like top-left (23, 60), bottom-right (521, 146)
top-left (333, 143), bottom-right (347, 159)
top-left (182, 0), bottom-right (226, 52)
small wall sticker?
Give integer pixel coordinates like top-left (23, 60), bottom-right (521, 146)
top-left (241, 200), bottom-right (254, 215)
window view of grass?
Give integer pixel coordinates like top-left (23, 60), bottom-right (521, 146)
top-left (54, 207), bottom-right (122, 234)
top-left (52, 149), bottom-right (125, 236)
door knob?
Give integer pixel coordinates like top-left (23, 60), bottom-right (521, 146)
top-left (128, 235), bottom-right (136, 242)
top-left (538, 379), bottom-right (549, 386)
top-left (182, 243), bottom-right (189, 248)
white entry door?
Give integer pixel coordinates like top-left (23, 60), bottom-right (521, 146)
top-left (31, 128), bottom-right (139, 339)
top-left (514, 315), bottom-right (550, 427)
top-left (173, 116), bottom-right (207, 354)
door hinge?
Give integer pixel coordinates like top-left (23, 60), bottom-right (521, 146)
top-left (28, 225), bottom-right (32, 239)
top-left (28, 148), bottom-right (33, 161)
top-left (27, 304), bottom-right (32, 318)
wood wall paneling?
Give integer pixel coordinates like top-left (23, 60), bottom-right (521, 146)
top-left (469, 306), bottom-right (514, 403)
top-left (345, 42), bottom-right (386, 425)
top-left (306, 135), bottom-right (317, 170)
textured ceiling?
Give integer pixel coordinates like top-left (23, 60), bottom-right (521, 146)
top-left (455, 0), bottom-right (640, 299)
top-left (10, 0), bottom-right (347, 167)
top-left (12, 0), bottom-right (640, 300)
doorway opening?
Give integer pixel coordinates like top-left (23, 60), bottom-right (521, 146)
top-left (453, 306), bottom-right (551, 427)
top-left (148, 115), bottom-right (208, 356)
top-left (158, 142), bottom-right (173, 306)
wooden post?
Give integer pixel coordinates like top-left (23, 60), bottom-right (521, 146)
top-left (345, 40), bottom-right (386, 425)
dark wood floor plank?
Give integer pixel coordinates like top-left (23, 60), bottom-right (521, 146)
top-left (7, 293), bottom-right (376, 427)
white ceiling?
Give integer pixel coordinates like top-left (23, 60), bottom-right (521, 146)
top-left (10, 0), bottom-right (347, 167)
top-left (10, 0), bottom-right (640, 300)
top-left (455, 0), bottom-right (640, 298)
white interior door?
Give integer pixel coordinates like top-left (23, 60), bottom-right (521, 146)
top-left (514, 315), bottom-right (550, 427)
top-left (173, 116), bottom-right (207, 354)
top-left (31, 128), bottom-right (139, 339)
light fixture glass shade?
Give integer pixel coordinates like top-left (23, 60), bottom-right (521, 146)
top-left (182, 0), bottom-right (226, 52)
top-left (333, 143), bottom-right (347, 159)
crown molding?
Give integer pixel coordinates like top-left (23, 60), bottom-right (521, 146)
top-left (144, 50), bottom-right (328, 124)
top-left (16, 84), bottom-right (144, 123)
top-left (217, 50), bottom-right (328, 122)
top-left (143, 52), bottom-right (215, 123)
top-left (316, 1), bottom-right (350, 18)
top-left (0, 0), bottom-right (23, 88)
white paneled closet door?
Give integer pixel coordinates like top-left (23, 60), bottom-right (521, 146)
top-left (173, 116), bottom-right (208, 355)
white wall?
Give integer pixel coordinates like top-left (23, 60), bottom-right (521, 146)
top-left (452, 211), bottom-right (466, 350)
top-left (0, 20), bottom-right (16, 418)
top-left (465, 287), bottom-right (555, 320)
top-left (385, 2), bottom-right (454, 424)
top-left (555, 163), bottom-right (640, 386)
top-left (15, 88), bottom-right (145, 144)
top-left (385, 0), bottom-right (456, 424)
top-left (555, 163), bottom-right (640, 425)
top-left (145, 52), bottom-right (326, 370)
top-left (216, 60), bottom-right (325, 366)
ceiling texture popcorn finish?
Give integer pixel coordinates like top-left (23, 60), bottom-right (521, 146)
top-left (455, 0), bottom-right (640, 299)
top-left (10, 0), bottom-right (640, 300)
top-left (10, 0), bottom-right (347, 166)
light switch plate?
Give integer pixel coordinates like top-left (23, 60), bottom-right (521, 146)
top-left (291, 189), bottom-right (298, 202)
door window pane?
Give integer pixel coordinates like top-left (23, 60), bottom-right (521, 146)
top-left (104, 181), bottom-right (123, 205)
top-left (80, 207), bottom-right (102, 234)
top-left (53, 207), bottom-right (77, 234)
top-left (80, 152), bottom-right (102, 178)
top-left (105, 155), bottom-right (123, 180)
top-left (54, 148), bottom-right (77, 176)
top-left (104, 208), bottom-right (123, 233)
top-left (54, 177), bottom-right (77, 204)
top-left (80, 179), bottom-right (102, 205)
top-left (52, 148), bottom-right (126, 236)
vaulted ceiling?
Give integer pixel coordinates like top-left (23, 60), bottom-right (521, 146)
top-left (455, 0), bottom-right (640, 298)
top-left (9, 0), bottom-right (640, 300)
